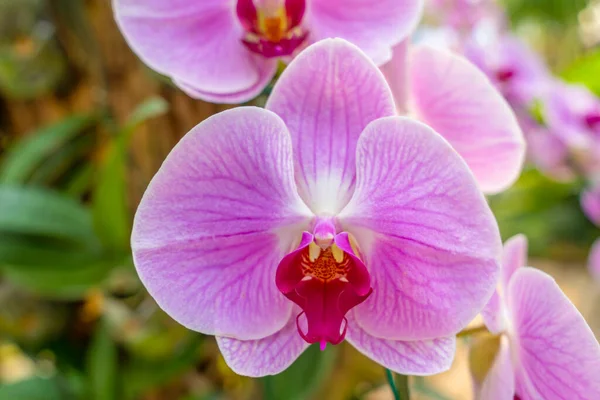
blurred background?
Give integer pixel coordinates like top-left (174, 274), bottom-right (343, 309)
top-left (0, 0), bottom-right (599, 399)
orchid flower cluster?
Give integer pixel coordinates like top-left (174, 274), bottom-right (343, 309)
top-left (425, 0), bottom-right (600, 279)
top-left (114, 0), bottom-right (600, 398)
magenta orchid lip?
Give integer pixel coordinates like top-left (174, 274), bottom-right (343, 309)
top-left (237, 0), bottom-right (309, 58)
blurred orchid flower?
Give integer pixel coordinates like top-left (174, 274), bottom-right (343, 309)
top-left (525, 125), bottom-right (575, 182)
top-left (464, 34), bottom-right (550, 107)
top-left (524, 82), bottom-right (600, 180)
top-left (474, 235), bottom-right (600, 399)
top-left (380, 42), bottom-right (525, 194)
top-left (113, 0), bottom-right (423, 103)
top-left (544, 82), bottom-right (600, 161)
top-left (131, 39), bottom-right (502, 377)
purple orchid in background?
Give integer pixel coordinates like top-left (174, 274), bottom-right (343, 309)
top-left (380, 42), bottom-right (525, 194)
top-left (475, 235), bottom-right (600, 399)
top-left (113, 0), bottom-right (423, 103)
top-left (464, 33), bottom-right (551, 107)
top-left (131, 39), bottom-right (502, 376)
top-left (543, 82), bottom-right (600, 173)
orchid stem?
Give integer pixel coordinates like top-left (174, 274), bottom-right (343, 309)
top-left (385, 369), bottom-right (401, 400)
top-left (385, 369), bottom-right (410, 400)
top-left (456, 324), bottom-right (489, 338)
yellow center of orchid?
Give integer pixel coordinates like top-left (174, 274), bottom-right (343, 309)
top-left (258, 6), bottom-right (288, 43)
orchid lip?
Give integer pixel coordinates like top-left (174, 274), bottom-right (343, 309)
top-left (236, 0), bottom-right (308, 58)
top-left (275, 220), bottom-right (372, 348)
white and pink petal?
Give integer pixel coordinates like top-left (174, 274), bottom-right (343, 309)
top-left (114, 0), bottom-right (271, 103)
top-left (340, 117), bottom-right (501, 341)
top-left (132, 107), bottom-right (312, 340)
top-left (216, 315), bottom-right (309, 377)
top-left (508, 267), bottom-right (600, 399)
top-left (345, 312), bottom-right (455, 375)
top-left (305, 0), bottom-right (424, 65)
top-left (408, 45), bottom-right (525, 194)
top-left (267, 38), bottom-right (395, 215)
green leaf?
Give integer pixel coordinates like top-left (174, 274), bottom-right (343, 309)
top-left (561, 50), bottom-right (600, 96)
top-left (0, 185), bottom-right (99, 246)
top-left (87, 319), bottom-right (119, 400)
top-left (0, 115), bottom-right (96, 185)
top-left (92, 97), bottom-right (168, 252)
top-left (121, 97), bottom-right (169, 137)
top-left (0, 377), bottom-right (66, 400)
top-left (0, 186), bottom-right (119, 299)
top-left (261, 344), bottom-right (338, 400)
top-left (0, 233), bottom-right (102, 267)
top-left (1, 260), bottom-right (117, 299)
top-left (489, 168), bottom-right (595, 259)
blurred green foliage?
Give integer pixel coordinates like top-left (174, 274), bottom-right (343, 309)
top-left (489, 169), bottom-right (598, 260)
top-left (0, 0), bottom-right (67, 98)
top-left (562, 50), bottom-right (600, 95)
top-left (503, 0), bottom-right (588, 25)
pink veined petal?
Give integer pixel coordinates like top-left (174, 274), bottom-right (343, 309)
top-left (266, 38), bottom-right (395, 215)
top-left (501, 234), bottom-right (527, 292)
top-left (305, 0), bottom-right (424, 65)
top-left (481, 291), bottom-right (506, 335)
top-left (482, 234), bottom-right (526, 335)
top-left (588, 238), bottom-right (600, 282)
top-left (508, 267), bottom-right (600, 400)
top-left (174, 58), bottom-right (278, 104)
top-left (345, 312), bottom-right (456, 375)
top-left (132, 107), bottom-right (312, 340)
top-left (475, 336), bottom-right (516, 400)
top-left (113, 0), bottom-right (269, 101)
top-left (379, 41), bottom-right (410, 114)
top-left (339, 117), bottom-right (501, 340)
top-left (408, 45), bottom-right (525, 194)
top-left (216, 315), bottom-right (310, 377)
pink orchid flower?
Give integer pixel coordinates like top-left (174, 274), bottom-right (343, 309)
top-left (464, 33), bottom-right (551, 108)
top-left (380, 41), bottom-right (525, 194)
top-left (131, 39), bottom-right (502, 377)
top-left (476, 235), bottom-right (600, 399)
top-left (544, 82), bottom-right (600, 161)
top-left (113, 0), bottom-right (423, 103)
